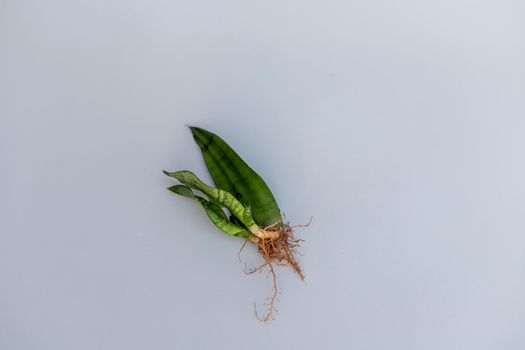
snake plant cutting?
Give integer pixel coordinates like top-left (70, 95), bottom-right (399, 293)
top-left (164, 126), bottom-right (306, 322)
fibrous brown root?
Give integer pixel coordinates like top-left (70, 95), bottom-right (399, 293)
top-left (243, 217), bottom-right (311, 323)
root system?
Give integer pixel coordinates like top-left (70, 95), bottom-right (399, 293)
top-left (243, 217), bottom-right (311, 323)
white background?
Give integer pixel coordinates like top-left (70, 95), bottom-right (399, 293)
top-left (1, 0), bottom-right (524, 349)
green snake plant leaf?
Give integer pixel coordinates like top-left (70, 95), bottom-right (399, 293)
top-left (189, 126), bottom-right (281, 228)
top-left (167, 184), bottom-right (250, 239)
top-left (163, 170), bottom-right (261, 236)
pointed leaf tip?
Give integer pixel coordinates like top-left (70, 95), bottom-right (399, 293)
top-left (168, 184), bottom-right (195, 198)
